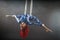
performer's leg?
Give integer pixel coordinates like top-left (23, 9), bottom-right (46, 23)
top-left (42, 24), bottom-right (53, 32)
top-left (5, 15), bottom-right (16, 17)
top-left (5, 15), bottom-right (20, 23)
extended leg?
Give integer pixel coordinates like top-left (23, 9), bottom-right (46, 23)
top-left (6, 15), bottom-right (16, 17)
top-left (5, 15), bottom-right (20, 23)
top-left (42, 24), bottom-right (53, 32)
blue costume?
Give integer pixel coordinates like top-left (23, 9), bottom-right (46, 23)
top-left (15, 14), bottom-right (42, 26)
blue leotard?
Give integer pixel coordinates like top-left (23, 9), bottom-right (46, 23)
top-left (15, 14), bottom-right (42, 26)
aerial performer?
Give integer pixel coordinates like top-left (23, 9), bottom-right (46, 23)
top-left (5, 0), bottom-right (53, 39)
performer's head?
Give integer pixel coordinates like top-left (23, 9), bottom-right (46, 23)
top-left (20, 22), bottom-right (27, 30)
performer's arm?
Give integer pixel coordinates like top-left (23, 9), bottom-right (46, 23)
top-left (6, 15), bottom-right (20, 23)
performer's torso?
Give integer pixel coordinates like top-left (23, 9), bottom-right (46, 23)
top-left (16, 14), bottom-right (42, 26)
top-left (16, 14), bottom-right (29, 24)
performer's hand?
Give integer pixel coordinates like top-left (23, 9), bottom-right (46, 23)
top-left (45, 29), bottom-right (52, 32)
top-left (46, 29), bottom-right (49, 32)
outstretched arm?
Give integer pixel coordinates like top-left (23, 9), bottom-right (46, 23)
top-left (5, 15), bottom-right (20, 23)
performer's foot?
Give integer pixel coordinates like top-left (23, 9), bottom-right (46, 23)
top-left (46, 30), bottom-right (49, 32)
top-left (46, 29), bottom-right (53, 32)
top-left (5, 15), bottom-right (9, 17)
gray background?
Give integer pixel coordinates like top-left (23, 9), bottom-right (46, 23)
top-left (0, 0), bottom-right (60, 40)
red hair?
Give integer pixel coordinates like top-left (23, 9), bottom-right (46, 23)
top-left (20, 25), bottom-right (29, 39)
